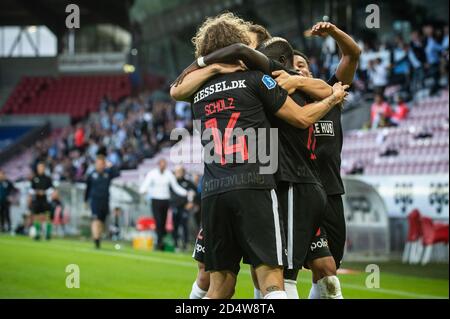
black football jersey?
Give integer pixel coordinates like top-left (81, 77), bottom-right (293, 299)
top-left (267, 60), bottom-right (322, 185)
top-left (192, 70), bottom-right (288, 198)
top-left (314, 74), bottom-right (345, 195)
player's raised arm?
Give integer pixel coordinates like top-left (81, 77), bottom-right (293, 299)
top-left (170, 43), bottom-right (271, 92)
top-left (310, 22), bottom-right (361, 85)
top-left (276, 82), bottom-right (348, 129)
top-left (272, 70), bottom-right (333, 99)
top-left (170, 63), bottom-right (244, 102)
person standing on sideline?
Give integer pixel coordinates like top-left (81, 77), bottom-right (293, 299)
top-left (30, 162), bottom-right (54, 240)
top-left (84, 154), bottom-right (120, 249)
top-left (139, 158), bottom-right (192, 251)
top-left (0, 169), bottom-right (16, 233)
top-left (170, 165), bottom-right (197, 251)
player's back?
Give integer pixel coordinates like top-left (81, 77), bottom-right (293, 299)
top-left (192, 70), bottom-right (288, 198)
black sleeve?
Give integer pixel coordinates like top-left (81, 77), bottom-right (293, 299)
top-left (47, 177), bottom-right (53, 190)
top-left (268, 59), bottom-right (292, 74)
top-left (251, 71), bottom-right (288, 114)
top-left (203, 43), bottom-right (272, 74)
top-left (108, 167), bottom-right (120, 179)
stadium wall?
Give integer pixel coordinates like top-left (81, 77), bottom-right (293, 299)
top-left (0, 57), bottom-right (58, 88)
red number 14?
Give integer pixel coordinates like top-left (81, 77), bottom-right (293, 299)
top-left (205, 112), bottom-right (249, 165)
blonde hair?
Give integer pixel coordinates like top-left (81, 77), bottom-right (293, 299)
top-left (192, 12), bottom-right (251, 58)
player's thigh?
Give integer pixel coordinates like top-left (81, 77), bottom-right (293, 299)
top-left (192, 228), bottom-right (206, 263)
top-left (322, 195), bottom-right (346, 267)
top-left (208, 271), bottom-right (237, 299)
top-left (202, 194), bottom-right (241, 275)
top-left (231, 189), bottom-right (286, 269)
top-left (305, 226), bottom-right (333, 269)
top-left (286, 183), bottom-right (327, 269)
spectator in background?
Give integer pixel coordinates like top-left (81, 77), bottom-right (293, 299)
top-left (308, 56), bottom-right (320, 78)
top-left (443, 25), bottom-right (449, 51)
top-left (371, 93), bottom-right (392, 129)
top-left (423, 24), bottom-right (443, 95)
top-left (409, 30), bottom-right (427, 92)
top-left (192, 174), bottom-right (202, 229)
top-left (170, 165), bottom-right (197, 252)
top-left (391, 95), bottom-right (409, 126)
top-left (391, 35), bottom-right (410, 88)
top-left (50, 189), bottom-right (68, 237)
top-left (84, 155), bottom-right (120, 249)
top-left (368, 58), bottom-right (389, 94)
top-left (442, 25), bottom-right (449, 86)
top-left (74, 123), bottom-right (85, 151)
top-left (109, 207), bottom-right (122, 241)
top-left (0, 169), bottom-right (16, 232)
top-left (139, 158), bottom-right (191, 251)
top-left (30, 162), bottom-right (54, 240)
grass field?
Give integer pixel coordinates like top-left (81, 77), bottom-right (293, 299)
top-left (0, 235), bottom-right (448, 299)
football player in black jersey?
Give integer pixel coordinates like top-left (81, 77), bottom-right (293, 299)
top-left (171, 14), bottom-right (348, 299)
top-left (30, 162), bottom-right (54, 240)
top-left (283, 22), bottom-right (360, 299)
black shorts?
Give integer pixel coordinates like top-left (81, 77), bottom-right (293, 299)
top-left (31, 199), bottom-right (51, 215)
top-left (202, 189), bottom-right (286, 275)
top-left (277, 182), bottom-right (327, 270)
top-left (305, 194), bottom-right (346, 269)
top-left (90, 200), bottom-right (109, 223)
top-left (192, 228), bottom-right (205, 263)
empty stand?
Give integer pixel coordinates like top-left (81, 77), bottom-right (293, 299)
top-left (2, 75), bottom-right (131, 118)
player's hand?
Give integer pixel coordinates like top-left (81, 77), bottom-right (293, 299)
top-left (185, 202), bottom-right (194, 211)
top-left (310, 22), bottom-right (337, 37)
top-left (212, 62), bottom-right (246, 75)
top-left (171, 60), bottom-right (201, 87)
top-left (331, 82), bottom-right (349, 104)
top-left (272, 70), bottom-right (299, 95)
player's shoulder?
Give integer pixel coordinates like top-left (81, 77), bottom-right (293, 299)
top-left (243, 70), bottom-right (277, 90)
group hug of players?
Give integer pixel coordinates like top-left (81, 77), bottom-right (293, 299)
top-left (170, 13), bottom-right (361, 299)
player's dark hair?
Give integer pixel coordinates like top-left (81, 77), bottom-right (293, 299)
top-left (248, 24), bottom-right (272, 46)
top-left (293, 49), bottom-right (310, 67)
top-left (257, 37), bottom-right (294, 69)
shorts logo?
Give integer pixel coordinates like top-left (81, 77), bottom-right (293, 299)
top-left (310, 238), bottom-right (328, 251)
top-left (195, 243), bottom-right (205, 253)
top-left (262, 75), bottom-right (276, 90)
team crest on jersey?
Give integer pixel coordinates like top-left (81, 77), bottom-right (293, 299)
top-left (314, 120), bottom-right (335, 136)
top-left (262, 75), bottom-right (276, 90)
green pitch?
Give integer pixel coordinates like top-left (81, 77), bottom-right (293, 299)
top-left (0, 235), bottom-right (448, 299)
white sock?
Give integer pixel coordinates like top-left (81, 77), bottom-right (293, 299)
top-left (189, 281), bottom-right (208, 299)
top-left (264, 290), bottom-right (288, 299)
top-left (202, 297), bottom-right (211, 299)
top-left (284, 279), bottom-right (299, 299)
top-left (308, 283), bottom-right (320, 299)
top-left (254, 288), bottom-right (263, 299)
top-left (317, 276), bottom-right (343, 299)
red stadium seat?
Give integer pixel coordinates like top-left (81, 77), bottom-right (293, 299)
top-left (402, 209), bottom-right (423, 264)
top-left (420, 217), bottom-right (449, 265)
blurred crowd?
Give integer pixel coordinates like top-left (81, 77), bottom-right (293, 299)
top-left (314, 24), bottom-right (448, 97)
top-left (310, 23), bottom-right (448, 129)
top-left (28, 92), bottom-right (193, 183)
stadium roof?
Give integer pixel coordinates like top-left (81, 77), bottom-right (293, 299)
top-left (0, 0), bottom-right (134, 36)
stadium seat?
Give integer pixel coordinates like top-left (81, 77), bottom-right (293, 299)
top-left (402, 209), bottom-right (423, 264)
top-left (420, 217), bottom-right (449, 265)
